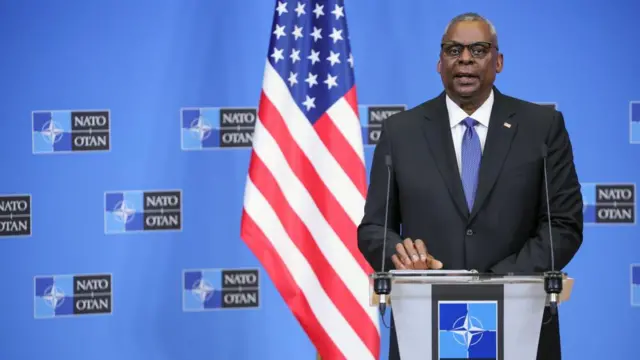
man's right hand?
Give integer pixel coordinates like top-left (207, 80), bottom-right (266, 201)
top-left (391, 238), bottom-right (443, 270)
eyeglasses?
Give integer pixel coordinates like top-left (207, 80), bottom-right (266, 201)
top-left (440, 41), bottom-right (497, 59)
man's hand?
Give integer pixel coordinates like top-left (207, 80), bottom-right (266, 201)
top-left (391, 238), bottom-right (443, 270)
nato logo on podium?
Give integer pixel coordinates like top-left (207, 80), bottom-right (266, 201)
top-left (438, 300), bottom-right (498, 359)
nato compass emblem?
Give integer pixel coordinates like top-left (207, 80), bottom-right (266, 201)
top-left (42, 283), bottom-right (66, 311)
top-left (190, 116), bottom-right (213, 141)
top-left (450, 312), bottom-right (488, 348)
top-left (40, 120), bottom-right (64, 145)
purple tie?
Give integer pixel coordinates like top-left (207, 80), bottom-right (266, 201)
top-left (461, 117), bottom-right (481, 211)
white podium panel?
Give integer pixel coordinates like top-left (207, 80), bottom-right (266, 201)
top-left (372, 270), bottom-right (572, 360)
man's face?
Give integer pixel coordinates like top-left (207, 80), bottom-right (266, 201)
top-left (437, 20), bottom-right (503, 100)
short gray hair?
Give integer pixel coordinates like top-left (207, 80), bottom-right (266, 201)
top-left (443, 12), bottom-right (498, 46)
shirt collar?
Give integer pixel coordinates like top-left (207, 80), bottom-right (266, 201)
top-left (445, 89), bottom-right (494, 128)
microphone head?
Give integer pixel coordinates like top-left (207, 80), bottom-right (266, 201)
top-left (373, 272), bottom-right (392, 296)
top-left (540, 143), bottom-right (548, 158)
top-left (544, 271), bottom-right (563, 295)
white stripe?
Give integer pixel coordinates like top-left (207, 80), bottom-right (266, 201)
top-left (243, 178), bottom-right (376, 360)
top-left (251, 117), bottom-right (381, 331)
top-left (325, 97), bottom-right (365, 163)
top-left (261, 61), bottom-right (364, 226)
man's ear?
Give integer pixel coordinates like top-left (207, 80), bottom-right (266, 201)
top-left (496, 53), bottom-right (504, 74)
top-left (437, 59), bottom-right (441, 74)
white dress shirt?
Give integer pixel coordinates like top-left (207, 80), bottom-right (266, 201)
top-left (445, 90), bottom-right (494, 174)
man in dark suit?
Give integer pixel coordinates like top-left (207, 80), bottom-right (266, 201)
top-left (357, 12), bottom-right (583, 360)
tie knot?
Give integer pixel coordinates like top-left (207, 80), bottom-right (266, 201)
top-left (461, 117), bottom-right (478, 128)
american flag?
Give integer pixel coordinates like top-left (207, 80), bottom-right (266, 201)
top-left (240, 0), bottom-right (380, 359)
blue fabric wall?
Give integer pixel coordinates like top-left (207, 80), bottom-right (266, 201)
top-left (0, 1), bottom-right (638, 359)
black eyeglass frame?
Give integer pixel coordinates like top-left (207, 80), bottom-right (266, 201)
top-left (440, 41), bottom-right (499, 58)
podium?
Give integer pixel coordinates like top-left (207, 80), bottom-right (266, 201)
top-left (371, 270), bottom-right (574, 360)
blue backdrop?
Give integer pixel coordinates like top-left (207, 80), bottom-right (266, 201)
top-left (1, 0), bottom-right (639, 359)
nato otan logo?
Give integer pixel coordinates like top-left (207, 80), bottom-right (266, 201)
top-left (181, 107), bottom-right (256, 149)
top-left (0, 194), bottom-right (31, 237)
top-left (359, 105), bottom-right (406, 146)
top-left (34, 273), bottom-right (112, 319)
top-left (630, 101), bottom-right (640, 144)
top-left (104, 190), bottom-right (182, 234)
top-left (438, 300), bottom-right (497, 359)
top-left (32, 110), bottom-right (110, 154)
top-left (632, 264), bottom-right (640, 307)
top-left (183, 268), bottom-right (260, 311)
top-left (581, 183), bottom-right (635, 224)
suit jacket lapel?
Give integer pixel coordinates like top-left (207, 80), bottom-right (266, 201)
top-left (421, 92), bottom-right (470, 219)
top-left (469, 89), bottom-right (518, 222)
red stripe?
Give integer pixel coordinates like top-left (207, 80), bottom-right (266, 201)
top-left (343, 86), bottom-right (359, 119)
top-left (240, 210), bottom-right (346, 360)
top-left (335, 87), bottom-right (378, 273)
top-left (258, 91), bottom-right (373, 275)
top-left (314, 110), bottom-right (367, 198)
top-left (247, 152), bottom-right (379, 358)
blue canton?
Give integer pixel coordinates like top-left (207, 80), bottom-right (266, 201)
top-left (267, 0), bottom-right (355, 124)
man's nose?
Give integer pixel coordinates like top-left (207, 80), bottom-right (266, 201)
top-left (458, 47), bottom-right (474, 62)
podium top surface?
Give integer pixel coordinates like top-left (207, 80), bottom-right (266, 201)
top-left (374, 269), bottom-right (567, 284)
top-left (368, 270), bottom-right (575, 306)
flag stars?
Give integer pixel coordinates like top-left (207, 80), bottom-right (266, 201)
top-left (305, 72), bottom-right (318, 88)
top-left (324, 73), bottom-right (338, 89)
top-left (288, 71), bottom-right (298, 87)
top-left (311, 27), bottom-right (322, 42)
top-left (302, 95), bottom-right (316, 111)
top-left (290, 48), bottom-right (301, 63)
top-left (308, 49), bottom-right (320, 65)
top-left (292, 25), bottom-right (303, 40)
top-left (294, 2), bottom-right (306, 17)
top-left (331, 4), bottom-right (344, 20)
top-left (273, 24), bottom-right (286, 39)
top-left (312, 3), bottom-right (324, 18)
top-left (329, 27), bottom-right (343, 43)
top-left (267, 2), bottom-right (353, 118)
top-left (271, 47), bottom-right (284, 63)
top-left (326, 51), bottom-right (340, 66)
top-left (276, 1), bottom-right (288, 16)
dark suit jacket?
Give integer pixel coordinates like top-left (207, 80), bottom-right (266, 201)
top-left (357, 87), bottom-right (583, 360)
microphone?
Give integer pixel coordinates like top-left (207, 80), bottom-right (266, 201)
top-left (541, 143), bottom-right (563, 317)
top-left (373, 154), bottom-right (393, 321)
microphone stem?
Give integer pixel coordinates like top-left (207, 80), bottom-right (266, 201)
top-left (542, 154), bottom-right (555, 271)
top-left (541, 144), bottom-right (562, 319)
top-left (381, 163), bottom-right (391, 273)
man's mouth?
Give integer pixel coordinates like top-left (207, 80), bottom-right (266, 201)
top-left (454, 73), bottom-right (478, 79)
top-left (454, 73), bottom-right (479, 85)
